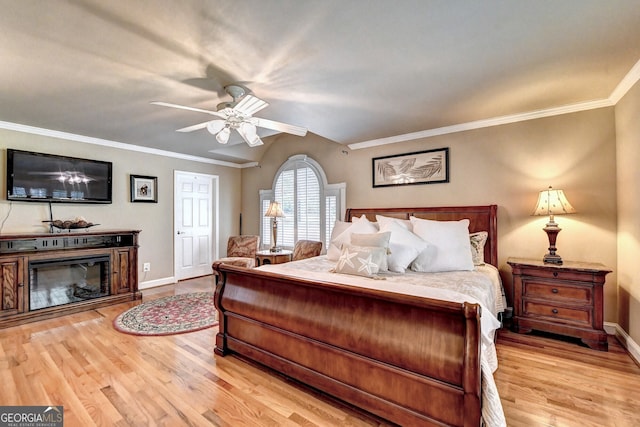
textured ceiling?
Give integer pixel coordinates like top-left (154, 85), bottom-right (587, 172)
top-left (1, 0), bottom-right (639, 165)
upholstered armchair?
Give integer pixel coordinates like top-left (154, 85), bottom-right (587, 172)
top-left (215, 235), bottom-right (260, 269)
top-left (292, 240), bottom-right (323, 261)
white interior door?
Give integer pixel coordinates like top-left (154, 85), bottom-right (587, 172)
top-left (174, 171), bottom-right (218, 280)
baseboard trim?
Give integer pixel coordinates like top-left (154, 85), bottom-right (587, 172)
top-left (139, 276), bottom-right (176, 290)
top-left (606, 321), bottom-right (640, 365)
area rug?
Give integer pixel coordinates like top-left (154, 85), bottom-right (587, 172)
top-left (113, 292), bottom-right (218, 336)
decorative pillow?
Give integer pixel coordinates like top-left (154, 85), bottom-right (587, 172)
top-left (326, 216), bottom-right (379, 260)
top-left (378, 219), bottom-right (429, 273)
top-left (469, 231), bottom-right (488, 266)
top-left (350, 232), bottom-right (391, 271)
top-left (350, 232), bottom-right (391, 250)
top-left (332, 245), bottom-right (387, 277)
top-left (409, 217), bottom-right (474, 272)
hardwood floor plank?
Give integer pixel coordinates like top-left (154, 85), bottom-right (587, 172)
top-left (494, 330), bottom-right (640, 427)
top-left (1, 275), bottom-right (639, 426)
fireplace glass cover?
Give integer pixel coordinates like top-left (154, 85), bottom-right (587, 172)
top-left (29, 255), bottom-right (111, 310)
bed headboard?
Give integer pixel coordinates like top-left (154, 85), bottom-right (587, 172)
top-left (345, 205), bottom-right (498, 267)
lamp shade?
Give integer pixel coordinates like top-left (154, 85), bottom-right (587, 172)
top-left (206, 120), bottom-right (226, 135)
top-left (238, 122), bottom-right (263, 147)
top-left (532, 186), bottom-right (576, 217)
top-left (216, 127), bottom-right (231, 144)
top-left (265, 201), bottom-right (285, 218)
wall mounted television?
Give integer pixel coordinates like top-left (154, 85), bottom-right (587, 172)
top-left (6, 149), bottom-right (113, 204)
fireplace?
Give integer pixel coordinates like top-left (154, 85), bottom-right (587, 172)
top-left (29, 255), bottom-right (111, 311)
top-left (0, 230), bottom-right (140, 328)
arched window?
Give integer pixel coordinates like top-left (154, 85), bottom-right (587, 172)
top-left (260, 155), bottom-right (345, 252)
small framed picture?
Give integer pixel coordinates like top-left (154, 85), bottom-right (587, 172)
top-left (372, 147), bottom-right (449, 188)
top-left (130, 175), bottom-right (158, 203)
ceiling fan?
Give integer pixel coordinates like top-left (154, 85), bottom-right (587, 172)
top-left (152, 85), bottom-right (307, 147)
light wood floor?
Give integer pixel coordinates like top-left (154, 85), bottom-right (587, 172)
top-left (1, 275), bottom-right (639, 426)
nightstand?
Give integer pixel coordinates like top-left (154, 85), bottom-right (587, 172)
top-left (256, 250), bottom-right (293, 266)
top-left (507, 257), bottom-right (611, 351)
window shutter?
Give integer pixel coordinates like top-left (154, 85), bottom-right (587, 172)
top-left (296, 167), bottom-right (321, 241)
top-left (260, 156), bottom-right (345, 252)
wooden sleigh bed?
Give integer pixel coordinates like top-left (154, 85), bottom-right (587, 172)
top-left (213, 205), bottom-right (499, 427)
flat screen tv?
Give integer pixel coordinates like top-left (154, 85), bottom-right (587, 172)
top-left (6, 149), bottom-right (112, 204)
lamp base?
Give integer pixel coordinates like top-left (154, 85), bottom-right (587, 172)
top-left (543, 253), bottom-right (563, 265)
top-left (269, 246), bottom-right (282, 253)
top-left (542, 221), bottom-right (563, 265)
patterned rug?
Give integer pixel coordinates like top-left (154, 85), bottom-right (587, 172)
top-left (113, 292), bottom-right (218, 336)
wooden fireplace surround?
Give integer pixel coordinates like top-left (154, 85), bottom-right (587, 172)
top-left (0, 230), bottom-right (141, 328)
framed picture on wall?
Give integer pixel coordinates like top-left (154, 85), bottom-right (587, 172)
top-left (372, 147), bottom-right (449, 188)
top-left (130, 175), bottom-right (158, 203)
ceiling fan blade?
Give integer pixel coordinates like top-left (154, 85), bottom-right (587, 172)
top-left (234, 95), bottom-right (269, 116)
top-left (252, 117), bottom-right (308, 136)
top-left (176, 121), bottom-right (210, 133)
top-left (151, 101), bottom-right (227, 118)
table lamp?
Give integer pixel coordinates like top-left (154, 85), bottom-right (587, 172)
top-left (265, 201), bottom-right (285, 252)
top-left (532, 186), bottom-right (576, 265)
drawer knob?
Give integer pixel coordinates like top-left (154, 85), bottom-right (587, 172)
top-left (553, 272), bottom-right (559, 277)
top-left (552, 288), bottom-right (559, 293)
top-left (552, 308), bottom-right (559, 314)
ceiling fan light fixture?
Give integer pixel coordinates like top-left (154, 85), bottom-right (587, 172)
top-left (216, 127), bottom-right (231, 144)
top-left (238, 122), bottom-right (263, 147)
top-left (206, 120), bottom-right (226, 135)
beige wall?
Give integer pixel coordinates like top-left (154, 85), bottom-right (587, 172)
top-left (1, 102), bottom-right (627, 336)
top-left (242, 108), bottom-right (618, 323)
top-left (615, 79), bottom-right (640, 344)
top-left (0, 129), bottom-right (241, 286)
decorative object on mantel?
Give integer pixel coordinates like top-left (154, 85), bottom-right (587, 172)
top-left (532, 185), bottom-right (576, 265)
top-left (113, 292), bottom-right (217, 336)
top-left (43, 216), bottom-right (99, 231)
top-left (264, 201), bottom-right (285, 252)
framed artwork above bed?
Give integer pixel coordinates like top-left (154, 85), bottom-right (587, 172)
top-left (372, 147), bottom-right (449, 188)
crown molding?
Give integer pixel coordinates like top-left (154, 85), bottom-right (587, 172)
top-left (349, 57), bottom-right (640, 151)
top-left (0, 120), bottom-right (256, 169)
top-left (348, 99), bottom-right (614, 150)
top-left (610, 58), bottom-right (640, 104)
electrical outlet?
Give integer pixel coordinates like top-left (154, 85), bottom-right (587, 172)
top-left (143, 262), bottom-right (151, 272)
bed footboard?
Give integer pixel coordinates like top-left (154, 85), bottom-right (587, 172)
top-left (213, 262), bottom-right (483, 427)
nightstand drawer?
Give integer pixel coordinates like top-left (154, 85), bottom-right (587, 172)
top-left (519, 266), bottom-right (595, 282)
top-left (523, 280), bottom-right (591, 304)
top-left (523, 300), bottom-right (592, 326)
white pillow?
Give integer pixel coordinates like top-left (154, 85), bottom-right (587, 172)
top-left (353, 214), bottom-right (379, 230)
top-left (326, 216), bottom-right (379, 260)
top-left (332, 245), bottom-right (387, 277)
top-left (378, 219), bottom-right (428, 273)
top-left (375, 215), bottom-right (412, 230)
top-left (409, 217), bottom-right (474, 272)
top-left (326, 220), bottom-right (351, 259)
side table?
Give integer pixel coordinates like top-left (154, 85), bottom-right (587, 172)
top-left (256, 249), bottom-right (293, 266)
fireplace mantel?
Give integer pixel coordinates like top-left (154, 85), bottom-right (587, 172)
top-left (0, 230), bottom-right (141, 328)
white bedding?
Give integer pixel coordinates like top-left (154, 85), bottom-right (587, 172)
top-left (257, 255), bottom-right (507, 427)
